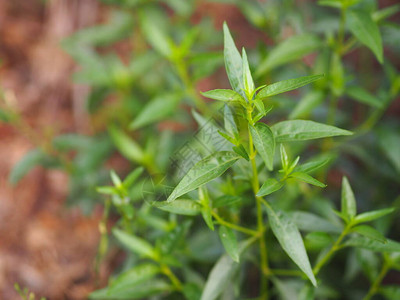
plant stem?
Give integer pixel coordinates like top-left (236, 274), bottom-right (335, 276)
top-left (160, 263), bottom-right (183, 291)
top-left (211, 211), bottom-right (258, 236)
top-left (247, 109), bottom-right (269, 299)
top-left (363, 261), bottom-right (390, 300)
top-left (313, 225), bottom-right (350, 276)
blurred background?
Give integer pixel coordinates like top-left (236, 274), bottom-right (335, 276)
top-left (0, 0), bottom-right (399, 299)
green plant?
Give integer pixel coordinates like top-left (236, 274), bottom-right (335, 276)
top-left (88, 22), bottom-right (399, 300)
top-left (3, 1), bottom-right (399, 299)
top-left (14, 283), bottom-right (46, 300)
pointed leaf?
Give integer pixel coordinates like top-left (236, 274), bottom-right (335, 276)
top-left (109, 264), bottom-right (160, 292)
top-left (256, 74), bottom-right (324, 99)
top-left (257, 178), bottom-right (284, 196)
top-left (224, 104), bottom-right (238, 139)
top-left (265, 205), bottom-right (317, 286)
top-left (354, 208), bottom-right (395, 225)
top-left (295, 154), bottom-right (334, 174)
top-left (290, 172), bottom-right (327, 188)
top-left (271, 120), bottom-right (352, 142)
top-left (341, 176), bottom-right (357, 220)
top-left (346, 86), bottom-right (383, 108)
top-left (289, 211), bottom-right (342, 233)
top-left (242, 48), bottom-right (254, 96)
top-left (352, 225), bottom-right (387, 244)
top-left (223, 22), bottom-right (245, 97)
top-left (129, 94), bottom-right (181, 129)
top-left (113, 228), bottom-right (156, 258)
top-left (219, 226), bottom-right (240, 262)
top-left (109, 125), bottom-right (144, 163)
top-left (199, 187), bottom-right (214, 231)
top-left (167, 151), bottom-right (240, 202)
top-left (347, 9), bottom-right (383, 63)
top-left (156, 199), bottom-right (201, 216)
top-left (256, 34), bottom-right (321, 76)
top-left (9, 149), bottom-right (47, 185)
top-left (249, 123), bottom-right (275, 171)
top-left (344, 236), bottom-right (400, 252)
top-left (232, 144), bottom-right (249, 161)
top-left (201, 89), bottom-right (242, 102)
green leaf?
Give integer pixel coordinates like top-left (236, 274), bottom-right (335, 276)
top-left (347, 9), bottom-right (383, 63)
top-left (265, 205), bottom-right (317, 286)
top-left (271, 120), bottom-right (352, 142)
top-left (242, 48), bottom-right (254, 97)
top-left (9, 149), bottom-right (47, 185)
top-left (108, 125), bottom-right (144, 163)
top-left (129, 93), bottom-right (181, 129)
top-left (378, 130), bottom-right (400, 173)
top-left (346, 86), bottom-right (383, 108)
top-left (295, 154), bottom-right (333, 174)
top-left (380, 286), bottom-right (400, 300)
top-left (257, 178), bottom-right (284, 196)
top-left (158, 220), bottom-right (191, 254)
top-left (199, 187), bottom-right (214, 231)
top-left (89, 279), bottom-right (171, 299)
top-left (113, 228), bottom-right (156, 258)
top-left (289, 90), bottom-right (325, 119)
top-left (280, 144), bottom-right (289, 171)
top-left (256, 34), bottom-right (321, 76)
top-left (224, 104), bottom-right (239, 140)
top-left (344, 236), bottom-right (400, 252)
top-left (290, 172), bottom-right (327, 188)
top-left (354, 208), bottom-right (395, 225)
top-left (139, 8), bottom-right (173, 58)
top-left (219, 226), bottom-right (240, 262)
top-left (223, 22), bottom-right (245, 97)
top-left (352, 225), bottom-right (387, 244)
top-left (123, 167), bottom-right (144, 188)
top-left (289, 211), bottom-right (342, 233)
top-left (109, 264), bottom-right (160, 293)
top-left (330, 53), bottom-right (344, 97)
top-left (305, 232), bottom-right (333, 250)
top-left (156, 199), bottom-right (202, 216)
top-left (200, 253), bottom-right (239, 300)
top-left (213, 195), bottom-right (242, 208)
top-left (341, 176), bottom-right (357, 221)
top-left (232, 144), bottom-right (249, 161)
top-left (256, 74), bottom-right (324, 99)
top-left (200, 89), bottom-right (242, 102)
top-left (249, 123), bottom-right (275, 171)
top-left (167, 151), bottom-right (240, 202)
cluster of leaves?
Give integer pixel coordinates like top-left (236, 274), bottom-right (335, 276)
top-left (2, 0), bottom-right (399, 299)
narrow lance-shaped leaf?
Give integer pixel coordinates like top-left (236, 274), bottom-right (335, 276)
top-left (353, 207), bottom-right (395, 225)
top-left (265, 204), bottom-right (317, 286)
top-left (167, 151), bottom-right (240, 202)
top-left (200, 89), bottom-right (242, 102)
top-left (341, 176), bottom-right (357, 221)
top-left (351, 225), bottom-right (387, 244)
top-left (199, 187), bottom-right (214, 231)
top-left (290, 172), bottom-right (327, 188)
top-left (257, 178), bottom-right (284, 197)
top-left (256, 34), bottom-right (321, 76)
top-left (256, 74), bottom-right (324, 99)
top-left (113, 228), bottom-right (156, 259)
top-left (347, 9), bottom-right (383, 64)
top-left (346, 86), bottom-right (383, 108)
top-left (224, 104), bottom-right (239, 140)
top-left (242, 48), bottom-right (254, 97)
top-left (109, 263), bottom-right (160, 292)
top-left (289, 211), bottom-right (342, 233)
top-left (155, 199), bottom-right (202, 216)
top-left (109, 125), bottom-right (145, 163)
top-left (219, 226), bottom-right (240, 262)
top-left (129, 93), bottom-right (181, 129)
top-left (9, 149), bottom-right (47, 185)
top-left (249, 123), bottom-right (275, 171)
top-left (223, 22), bottom-right (245, 97)
top-left (344, 236), bottom-right (400, 252)
top-left (271, 120), bottom-right (352, 142)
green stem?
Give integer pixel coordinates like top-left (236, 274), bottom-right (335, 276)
top-left (313, 225), bottom-right (350, 276)
top-left (211, 211), bottom-right (258, 236)
top-left (363, 261), bottom-right (390, 300)
top-left (160, 263), bottom-right (182, 291)
top-left (247, 109), bottom-right (269, 299)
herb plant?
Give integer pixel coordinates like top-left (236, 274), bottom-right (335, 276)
top-left (2, 1), bottom-right (399, 299)
top-left (89, 22), bottom-right (399, 300)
